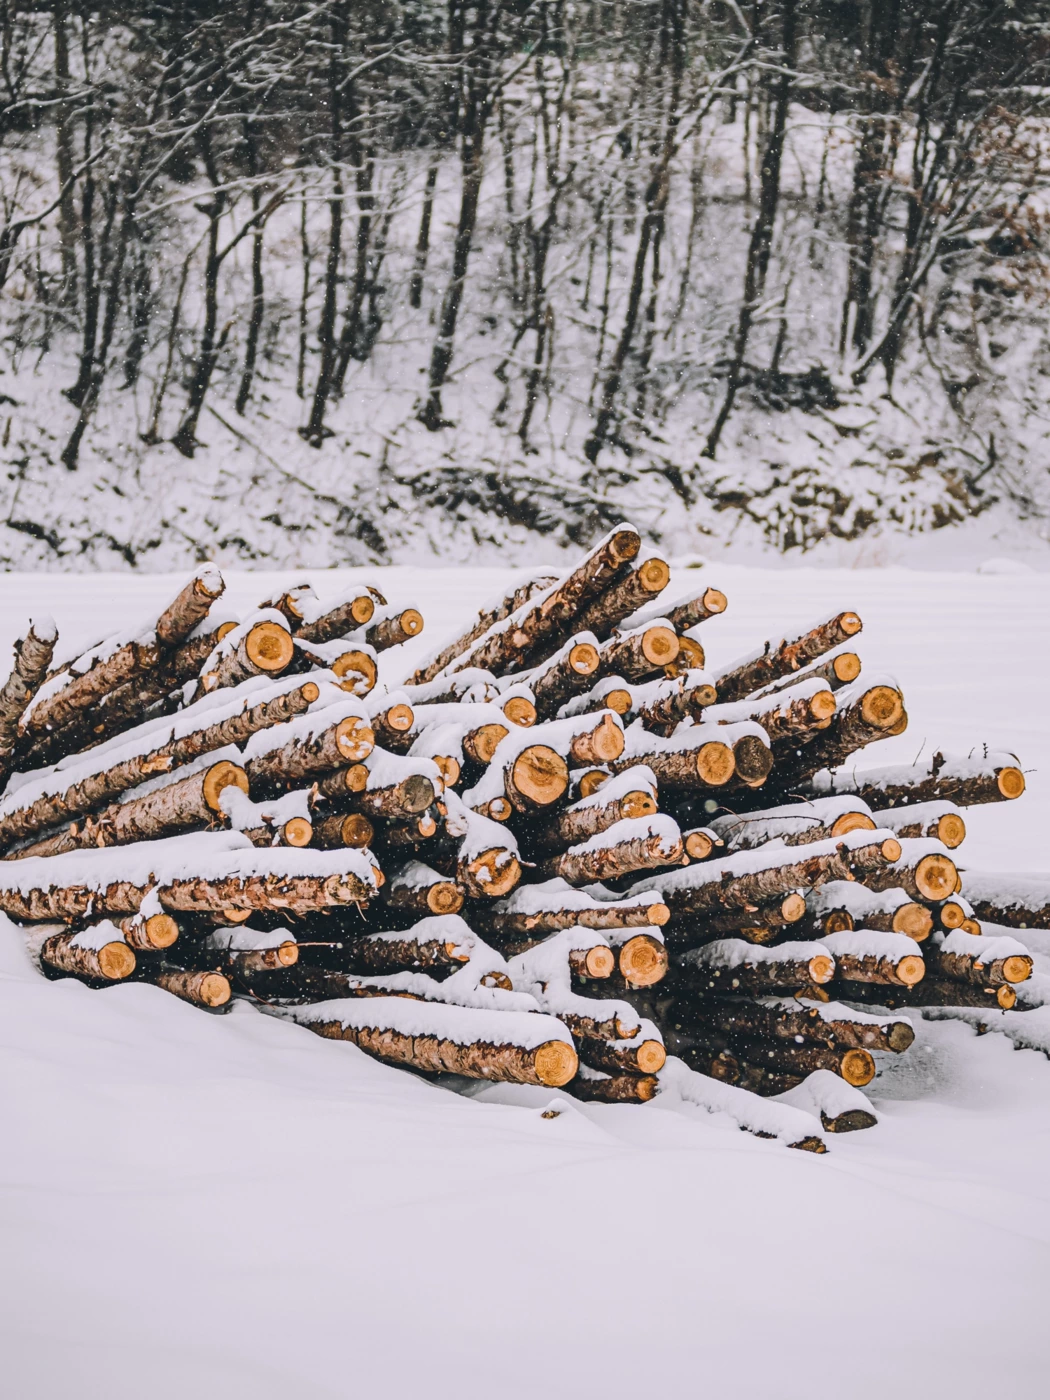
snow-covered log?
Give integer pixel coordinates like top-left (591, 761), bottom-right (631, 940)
top-left (802, 879), bottom-right (933, 940)
top-left (871, 800), bottom-right (966, 848)
top-left (707, 794), bottom-right (876, 853)
top-left (926, 929), bottom-right (1032, 989)
top-left (381, 860), bottom-right (465, 918)
top-left (821, 929), bottom-right (926, 987)
top-left (689, 995), bottom-right (914, 1053)
top-left (775, 1070), bottom-right (879, 1133)
top-left (295, 586), bottom-right (379, 643)
top-left (596, 620), bottom-right (680, 682)
top-left (409, 574), bottom-right (558, 685)
top-left (702, 677), bottom-right (837, 747)
top-left (0, 618), bottom-right (57, 776)
top-left (572, 556), bottom-right (670, 641)
top-left (340, 914), bottom-right (477, 975)
top-left (577, 1022), bottom-right (666, 1075)
top-left (146, 966), bottom-right (232, 1009)
top-left (678, 939), bottom-right (836, 993)
top-left (40, 924), bottom-right (137, 981)
top-left (750, 646), bottom-right (861, 699)
top-left (859, 837), bottom-right (958, 902)
top-left (365, 606), bottom-right (424, 652)
top-left (565, 1066), bottom-right (660, 1103)
top-left (658, 1057), bottom-right (826, 1151)
top-left (767, 678), bottom-right (905, 788)
top-left (959, 872), bottom-right (1050, 929)
top-left (244, 704), bottom-right (376, 795)
top-left (712, 611), bottom-right (863, 705)
top-left (808, 748), bottom-right (1026, 810)
top-left (286, 995), bottom-right (579, 1086)
top-left (539, 814), bottom-right (684, 886)
top-left (527, 632), bottom-right (601, 719)
top-left (622, 584), bottom-right (727, 635)
top-left (194, 612), bottom-right (295, 698)
top-left (470, 877), bottom-right (669, 939)
top-left (530, 767), bottom-right (658, 853)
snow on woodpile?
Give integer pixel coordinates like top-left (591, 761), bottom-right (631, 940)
top-left (0, 532), bottom-right (1044, 1146)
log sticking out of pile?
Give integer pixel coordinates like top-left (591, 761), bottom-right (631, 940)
top-left (712, 611), bottom-right (862, 705)
top-left (809, 749), bottom-right (1026, 809)
top-left (0, 618), bottom-right (57, 778)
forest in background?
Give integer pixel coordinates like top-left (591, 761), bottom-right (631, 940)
top-left (0, 0), bottom-right (1048, 568)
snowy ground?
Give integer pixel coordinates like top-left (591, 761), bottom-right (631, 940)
top-left (3, 560), bottom-right (1050, 1399)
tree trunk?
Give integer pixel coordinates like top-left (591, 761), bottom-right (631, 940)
top-left (409, 158), bottom-right (439, 308)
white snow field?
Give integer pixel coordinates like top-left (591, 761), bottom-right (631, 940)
top-left (2, 560), bottom-right (1049, 1400)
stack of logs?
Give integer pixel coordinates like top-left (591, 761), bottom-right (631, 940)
top-left (0, 529), bottom-right (1038, 1150)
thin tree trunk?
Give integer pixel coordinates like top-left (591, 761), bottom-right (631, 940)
top-left (409, 158), bottom-right (439, 309)
top-left (53, 0), bottom-right (77, 298)
top-left (235, 121), bottom-right (265, 416)
top-left (296, 191), bottom-right (310, 398)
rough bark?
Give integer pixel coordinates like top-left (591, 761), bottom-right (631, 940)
top-left (687, 998), bottom-right (914, 1054)
top-left (530, 639), bottom-right (601, 720)
top-left (341, 931), bottom-right (469, 975)
top-left (862, 851), bottom-right (958, 902)
top-left (598, 626), bottom-right (680, 683)
top-left (714, 613), bottom-right (863, 705)
top-left (813, 754), bottom-right (1026, 810)
top-left (370, 703), bottom-right (416, 752)
top-left (801, 900), bottom-right (932, 941)
top-left (304, 1015), bottom-right (578, 1087)
top-left (557, 1007), bottom-right (637, 1041)
top-left (929, 947), bottom-right (1032, 990)
top-left (611, 739), bottom-right (736, 791)
top-left (156, 571), bottom-right (225, 648)
top-left (313, 811), bottom-right (376, 850)
top-left (691, 1030), bottom-right (875, 1087)
top-left (682, 952), bottom-right (835, 994)
top-left (40, 930), bottom-right (136, 981)
top-left (382, 870), bottom-right (465, 918)
top-left (147, 966), bottom-right (231, 1008)
top-left (541, 829), bottom-right (683, 886)
top-left (771, 685), bottom-right (905, 788)
top-left (564, 1071), bottom-right (659, 1104)
top-left (566, 945), bottom-right (617, 979)
top-left (341, 775), bottom-right (438, 821)
top-left (502, 744), bottom-right (570, 813)
top-left (531, 787), bottom-right (658, 854)
top-left (409, 574), bottom-right (558, 685)
top-left (834, 951), bottom-right (926, 987)
top-left (636, 677), bottom-right (719, 737)
top-left (196, 622), bottom-right (296, 698)
top-left (6, 761), bottom-right (247, 860)
top-left (116, 912), bottom-right (180, 952)
top-left (568, 714), bottom-right (625, 767)
top-left (663, 892), bottom-right (808, 946)
top-left (662, 589), bottom-right (728, 632)
top-left (758, 650), bottom-right (861, 697)
top-left (879, 807), bottom-right (966, 848)
top-left (365, 609), bottom-right (424, 653)
top-left (572, 558), bottom-right (671, 642)
top-left (616, 933), bottom-right (669, 987)
top-left (745, 688), bottom-right (837, 746)
top-left (844, 979), bottom-right (1017, 1012)
top-left (732, 734), bottom-right (774, 788)
top-left (452, 528), bottom-right (641, 677)
top-left (0, 621), bottom-right (57, 767)
top-left (473, 899), bottom-right (669, 940)
top-left (296, 595), bottom-right (377, 644)
top-left (246, 716), bottom-right (376, 795)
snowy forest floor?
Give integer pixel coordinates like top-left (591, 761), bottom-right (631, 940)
top-left (3, 560), bottom-right (1050, 1399)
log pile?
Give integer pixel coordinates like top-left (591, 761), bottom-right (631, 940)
top-left (1, 529), bottom-right (1039, 1150)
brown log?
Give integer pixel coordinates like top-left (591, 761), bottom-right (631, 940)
top-left (844, 978), bottom-right (1017, 1012)
top-left (531, 786), bottom-right (658, 854)
top-left (930, 946), bottom-right (1032, 989)
top-left (462, 723), bottom-right (510, 767)
top-left (41, 930), bottom-right (136, 981)
top-left (257, 583), bottom-right (316, 627)
top-left (342, 930), bottom-right (470, 974)
top-left (197, 620), bottom-right (295, 697)
top-left (246, 715), bottom-right (376, 794)
top-left (455, 529), bottom-right (641, 677)
top-left (366, 608), bottom-right (424, 653)
top-left (241, 816), bottom-right (314, 848)
top-left (689, 998), bottom-right (914, 1053)
top-left (732, 733), bottom-right (774, 788)
top-left (148, 967), bottom-right (232, 1008)
top-left (834, 952), bottom-right (926, 987)
top-left (409, 575), bottom-right (558, 685)
top-left (564, 1071), bottom-right (660, 1103)
top-left (683, 952), bottom-right (836, 994)
top-left (541, 828), bottom-right (683, 886)
top-left (0, 683), bottom-right (321, 849)
top-left (117, 912), bottom-right (180, 951)
top-left (568, 713), bottom-right (625, 766)
top-left (616, 933), bottom-right (669, 987)
top-left (530, 638), bottom-right (601, 719)
top-left (558, 1005), bottom-right (637, 1039)
top-left (579, 1033), bottom-right (667, 1074)
top-left (598, 626), bottom-right (680, 682)
top-left (802, 899), bottom-right (932, 941)
top-left (810, 750), bottom-right (1026, 811)
top-left (758, 650), bottom-right (861, 697)
top-left (373, 812), bottom-right (438, 848)
top-left (749, 688), bottom-right (837, 745)
top-left (713, 612), bottom-right (863, 705)
top-left (636, 676), bottom-right (719, 737)
top-left (820, 1107), bottom-right (879, 1133)
top-left (226, 941), bottom-right (299, 975)
top-left (474, 899), bottom-right (669, 940)
top-left (611, 738), bottom-right (736, 791)
top-left (502, 694), bottom-right (537, 726)
top-left (313, 811), bottom-right (376, 850)
top-left (0, 620), bottom-right (57, 767)
top-left (572, 557), bottom-right (671, 641)
top-left (695, 1030), bottom-right (876, 1087)
top-left (665, 891), bottom-right (808, 945)
top-left (341, 774), bottom-right (438, 821)
top-left (296, 593), bottom-right (378, 644)
top-left (503, 745), bottom-right (570, 812)
top-left (666, 634), bottom-right (705, 676)
top-left (567, 945), bottom-right (617, 979)
top-left (155, 569), bottom-right (225, 648)
top-left (305, 1011), bottom-right (578, 1086)
top-left (771, 684), bottom-right (905, 788)
top-left (370, 702), bottom-right (416, 750)
top-left (571, 768), bottom-right (613, 799)
top-left (456, 847), bottom-right (522, 899)
top-left (662, 588), bottom-right (728, 632)
top-left (879, 807), bottom-right (966, 848)
top-left (8, 760), bottom-right (249, 860)
top-left (383, 868), bottom-right (465, 918)
top-left (862, 849), bottom-right (959, 902)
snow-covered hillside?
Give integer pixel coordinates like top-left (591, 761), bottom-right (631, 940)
top-left (2, 559), bottom-right (1049, 1400)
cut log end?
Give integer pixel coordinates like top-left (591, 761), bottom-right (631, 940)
top-left (399, 608), bottom-right (424, 638)
top-left (510, 745), bottom-right (569, 808)
top-left (696, 741), bottom-right (736, 787)
top-left (401, 774), bottom-right (438, 814)
top-left (621, 789), bottom-right (658, 821)
top-left (198, 972), bottom-right (232, 1007)
top-left (638, 558), bottom-right (671, 592)
top-left (822, 1108), bottom-right (877, 1133)
top-left (503, 697), bottom-right (536, 727)
top-left (282, 816), bottom-right (314, 847)
top-left (674, 636), bottom-right (705, 673)
top-left (335, 716), bottom-right (376, 761)
top-left (246, 621), bottom-right (295, 673)
top-left (893, 903), bottom-right (933, 940)
top-left (879, 837), bottom-right (902, 862)
top-left (468, 723), bottom-right (509, 764)
top-left (824, 910), bottom-right (854, 934)
top-left (732, 735), bottom-right (771, 786)
top-left (140, 914), bottom-right (179, 950)
top-left (1003, 956), bottom-right (1032, 985)
top-left (809, 955), bottom-right (835, 985)
top-left (342, 814), bottom-right (376, 848)
top-left (859, 684), bottom-right (904, 729)
top-left (578, 769), bottom-right (609, 797)
top-left (997, 767), bottom-right (1025, 799)
top-left (609, 530), bottom-right (642, 566)
top-left (618, 933), bottom-right (668, 987)
top-left (301, 682), bottom-right (320, 703)
top-left (569, 642), bottom-right (601, 675)
top-left (584, 945), bottom-right (616, 978)
top-left (98, 942), bottom-right (137, 980)
top-left (434, 756), bottom-right (461, 788)
top-left (935, 813), bottom-right (966, 848)
top-left (832, 652), bottom-right (862, 683)
top-left (841, 1049), bottom-right (876, 1087)
top-left (997, 985), bottom-right (1017, 1009)
top-left (635, 1039), bottom-right (667, 1074)
top-left (897, 955), bottom-right (926, 987)
top-left (351, 595), bottom-right (375, 625)
top-left (840, 612), bottom-right (863, 637)
top-left (604, 689), bottom-right (632, 715)
top-left (202, 759), bottom-right (249, 812)
top-left (641, 626), bottom-right (680, 667)
top-left (703, 587), bottom-right (727, 615)
top-left (915, 853), bottom-right (958, 903)
top-left (385, 703), bottom-right (415, 733)
top-left (534, 1040), bottom-right (579, 1087)
top-left (684, 830), bottom-right (714, 860)
top-left (485, 796), bottom-right (512, 821)
top-left (277, 940), bottom-right (299, 967)
top-left (469, 850), bottom-right (522, 899)
top-left (810, 690), bottom-right (838, 722)
top-left (427, 882), bottom-right (465, 915)
top-left (939, 900), bottom-right (966, 930)
top-left (333, 650), bottom-right (378, 692)
top-left (830, 811), bottom-right (876, 838)
top-left (781, 892), bottom-right (807, 922)
top-left (647, 902), bottom-right (671, 927)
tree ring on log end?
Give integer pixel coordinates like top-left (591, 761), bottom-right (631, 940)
top-left (935, 814), bottom-right (966, 848)
top-left (618, 934), bottom-right (668, 987)
top-left (350, 595), bottom-right (375, 625)
top-left (938, 899), bottom-right (965, 929)
top-left (470, 850), bottom-right (521, 898)
top-left (622, 790), bottom-right (658, 821)
top-left (832, 653), bottom-right (862, 683)
top-left (282, 817), bottom-right (314, 847)
top-left (398, 609), bottom-right (424, 637)
top-left (569, 642), bottom-right (600, 675)
top-left (996, 985), bottom-right (1017, 1009)
top-left (733, 735), bottom-right (773, 785)
top-left (635, 1039), bottom-right (667, 1074)
top-left (333, 651), bottom-right (378, 693)
top-left (841, 1048), bottom-right (876, 1087)
top-left (503, 697), bottom-right (536, 727)
top-left (896, 955), bottom-right (926, 986)
top-left (335, 717), bottom-right (376, 761)
top-left (434, 756), bottom-right (460, 788)
top-left (646, 903), bottom-right (670, 927)
top-left (1003, 956), bottom-right (1032, 985)
top-left (98, 942), bottom-right (137, 980)
top-left (467, 723), bottom-right (509, 764)
top-left (859, 685), bottom-right (904, 729)
top-left (840, 612), bottom-right (863, 637)
top-left (485, 796), bottom-right (511, 821)
top-left (533, 1040), bottom-right (578, 1087)
top-left (684, 830), bottom-right (713, 860)
top-left (997, 767), bottom-right (1025, 799)
top-left (246, 622), bottom-right (295, 672)
top-left (695, 742), bottom-right (735, 787)
top-left (824, 910), bottom-right (854, 934)
top-left (203, 760), bottom-right (249, 812)
top-left (510, 745), bottom-right (569, 807)
top-left (808, 954), bottom-right (835, 984)
top-left (584, 946), bottom-right (615, 978)
top-left (340, 814), bottom-right (374, 848)
top-left (831, 811), bottom-right (876, 838)
top-left (675, 636), bottom-right (705, 672)
top-left (638, 558), bottom-right (671, 592)
top-left (879, 838), bottom-right (902, 862)
top-left (609, 530), bottom-right (642, 566)
top-left (641, 626), bottom-right (679, 667)
top-left (604, 689), bottom-right (632, 715)
top-left (301, 682), bottom-right (321, 703)
top-left (400, 774), bottom-right (437, 813)
top-left (810, 690), bottom-right (838, 722)
top-left (577, 769), bottom-right (608, 797)
top-left (221, 907), bottom-right (251, 923)
top-left (385, 704), bottom-right (414, 732)
top-left (914, 853), bottom-right (958, 902)
top-left (199, 972), bottom-right (232, 1007)
top-left (781, 892), bottom-right (807, 922)
top-left (893, 903), bottom-right (932, 939)
top-left (143, 914), bottom-right (179, 949)
top-left (427, 883), bottom-right (464, 914)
